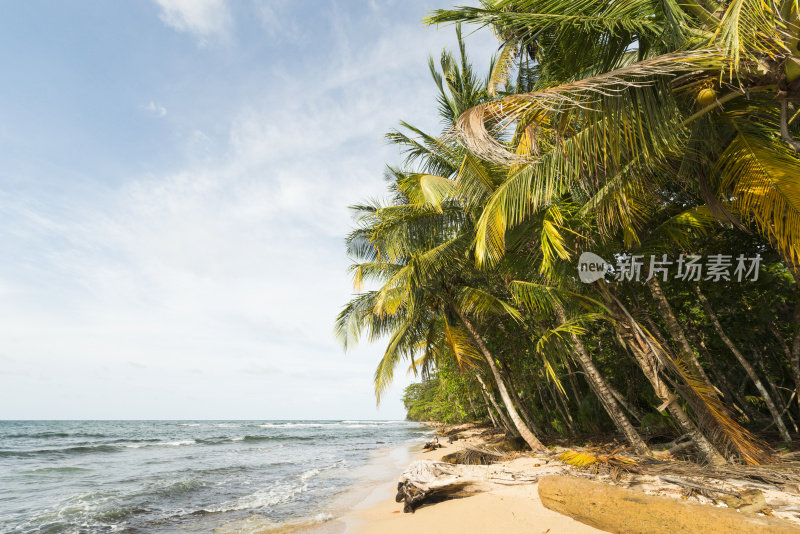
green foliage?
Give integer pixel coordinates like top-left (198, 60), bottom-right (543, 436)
top-left (340, 1), bottom-right (800, 464)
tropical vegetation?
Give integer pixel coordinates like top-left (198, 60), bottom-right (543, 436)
top-left (338, 0), bottom-right (800, 465)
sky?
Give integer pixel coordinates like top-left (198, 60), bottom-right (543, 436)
top-left (0, 0), bottom-right (496, 419)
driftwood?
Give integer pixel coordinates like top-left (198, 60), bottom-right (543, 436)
top-left (657, 475), bottom-right (741, 496)
top-left (422, 437), bottom-right (442, 452)
top-left (395, 459), bottom-right (561, 513)
top-left (441, 446), bottom-right (506, 465)
top-left (538, 475), bottom-right (799, 533)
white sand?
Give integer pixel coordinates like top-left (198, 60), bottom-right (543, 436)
top-left (340, 429), bottom-right (606, 534)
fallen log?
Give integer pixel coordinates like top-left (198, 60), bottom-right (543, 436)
top-left (422, 437), bottom-right (442, 452)
top-left (395, 460), bottom-right (478, 512)
top-left (441, 446), bottom-right (505, 465)
top-left (395, 459), bottom-right (561, 513)
top-left (657, 475), bottom-right (740, 496)
top-left (538, 475), bottom-right (798, 534)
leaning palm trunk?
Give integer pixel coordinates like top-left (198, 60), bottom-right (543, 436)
top-left (754, 348), bottom-right (799, 433)
top-left (601, 288), bottom-right (728, 465)
top-left (466, 394), bottom-right (479, 420)
top-left (500, 363), bottom-right (545, 436)
top-left (793, 301), bottom-right (800, 413)
top-left (770, 321), bottom-right (800, 413)
top-left (695, 286), bottom-right (792, 442)
top-left (545, 377), bottom-right (577, 434)
top-left (646, 278), bottom-right (715, 390)
top-left (479, 388), bottom-right (501, 429)
top-left (476, 374), bottom-right (513, 433)
top-left (704, 343), bottom-right (761, 421)
top-left (615, 319), bottom-right (728, 465)
top-left (606, 383), bottom-right (643, 422)
top-left (457, 310), bottom-right (546, 451)
top-left (553, 303), bottom-right (651, 456)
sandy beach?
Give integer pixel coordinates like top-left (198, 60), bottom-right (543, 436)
top-left (330, 425), bottom-right (800, 534)
top-left (339, 426), bottom-right (605, 534)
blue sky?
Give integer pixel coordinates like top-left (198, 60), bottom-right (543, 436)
top-left (0, 1), bottom-right (495, 419)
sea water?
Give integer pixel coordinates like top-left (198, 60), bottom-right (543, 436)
top-left (0, 420), bottom-right (429, 533)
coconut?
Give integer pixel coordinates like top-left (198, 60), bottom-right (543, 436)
top-left (697, 88), bottom-right (716, 106)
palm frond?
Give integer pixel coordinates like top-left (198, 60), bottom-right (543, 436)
top-left (456, 286), bottom-right (523, 322)
top-left (455, 50), bottom-right (726, 164)
top-left (715, 122), bottom-right (800, 266)
top-left (488, 37), bottom-right (519, 96)
top-left (559, 448), bottom-right (638, 469)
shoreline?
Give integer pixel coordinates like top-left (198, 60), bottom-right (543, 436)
top-left (336, 423), bottom-right (605, 534)
top-left (269, 424), bottom-right (436, 534)
top-left (331, 423), bottom-right (800, 534)
top-left (209, 422), bottom-right (435, 534)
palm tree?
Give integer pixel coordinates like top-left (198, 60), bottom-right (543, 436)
top-left (337, 33), bottom-right (548, 450)
top-left (428, 0), bottom-right (800, 272)
top-left (422, 0), bottom-right (792, 464)
top-left (337, 168), bottom-right (549, 451)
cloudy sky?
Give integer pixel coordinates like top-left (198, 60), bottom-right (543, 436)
top-left (0, 1), bottom-right (495, 419)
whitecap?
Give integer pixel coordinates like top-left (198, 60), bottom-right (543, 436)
top-left (299, 468), bottom-right (320, 481)
top-left (206, 481), bottom-right (307, 513)
top-left (258, 423), bottom-right (325, 428)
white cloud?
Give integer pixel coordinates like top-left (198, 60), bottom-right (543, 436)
top-left (154, 0), bottom-right (232, 42)
top-left (0, 5), bottom-right (498, 419)
top-left (253, 0), bottom-right (294, 39)
top-left (144, 100), bottom-right (167, 117)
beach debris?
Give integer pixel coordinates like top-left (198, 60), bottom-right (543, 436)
top-left (422, 437), bottom-right (442, 452)
top-left (558, 447), bottom-right (638, 472)
top-left (441, 446), bottom-right (505, 465)
top-left (538, 475), bottom-right (799, 533)
top-left (717, 488), bottom-right (771, 514)
top-left (395, 461), bottom-right (474, 512)
top-left (657, 474), bottom-right (741, 499)
top-left (395, 459), bottom-right (563, 513)
top-left (625, 457), bottom-right (800, 488)
top-left (491, 436), bottom-right (528, 452)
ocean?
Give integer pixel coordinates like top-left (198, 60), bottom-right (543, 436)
top-left (0, 420), bottom-right (430, 533)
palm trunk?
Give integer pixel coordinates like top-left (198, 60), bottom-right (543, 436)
top-left (563, 358), bottom-right (583, 407)
top-left (792, 297), bottom-right (800, 414)
top-left (619, 322), bottom-right (727, 464)
top-left (457, 309), bottom-right (546, 451)
top-left (466, 394), bottom-right (479, 420)
top-left (646, 278), bottom-right (714, 389)
top-left (606, 382), bottom-right (643, 421)
top-left (687, 323), bottom-right (755, 416)
top-left (642, 313), bottom-right (674, 352)
top-left (482, 392), bottom-right (501, 429)
top-left (514, 388), bottom-right (545, 437)
top-left (475, 374), bottom-right (514, 434)
top-left (553, 303), bottom-right (651, 456)
top-left (753, 347), bottom-right (799, 433)
top-left (531, 370), bottom-right (556, 426)
top-left (603, 289), bottom-right (726, 465)
top-left (694, 286), bottom-right (792, 442)
top-left (500, 362), bottom-right (544, 436)
top-left (770, 321), bottom-right (800, 414)
top-left (545, 375), bottom-right (576, 434)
